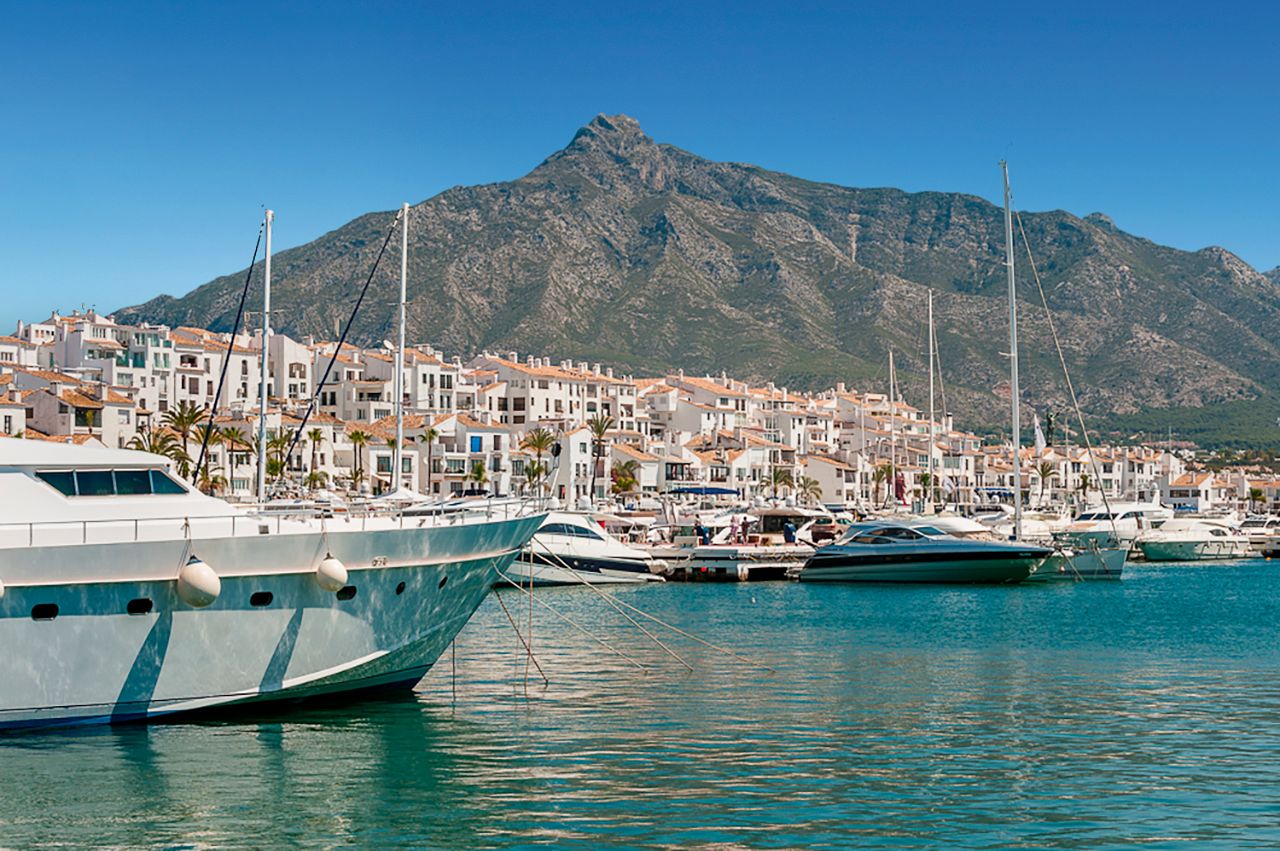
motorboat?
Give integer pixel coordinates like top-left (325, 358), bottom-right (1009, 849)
top-left (1057, 500), bottom-right (1175, 550)
top-left (1136, 517), bottom-right (1251, 562)
top-left (796, 521), bottom-right (1050, 583)
top-left (1239, 515), bottom-right (1280, 554)
top-left (503, 511), bottom-right (666, 587)
top-left (0, 441), bottom-right (544, 730)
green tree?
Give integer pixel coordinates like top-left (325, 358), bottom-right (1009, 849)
top-left (872, 463), bottom-right (892, 507)
top-left (467, 459), bottom-right (490, 493)
top-left (307, 427), bottom-right (326, 477)
top-left (1036, 461), bottom-right (1057, 506)
top-left (348, 430), bottom-right (371, 493)
top-left (611, 458), bottom-right (640, 495)
top-left (796, 475), bottom-right (822, 506)
top-left (520, 427), bottom-right (556, 496)
top-left (420, 426), bottom-right (440, 497)
top-left (768, 467), bottom-right (793, 499)
top-left (586, 414), bottom-right (615, 502)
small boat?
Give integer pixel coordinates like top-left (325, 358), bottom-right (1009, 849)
top-left (1136, 518), bottom-right (1251, 562)
top-left (797, 522), bottom-right (1049, 583)
top-left (1024, 546), bottom-right (1126, 581)
top-left (649, 504), bottom-right (822, 581)
top-left (503, 512), bottom-right (666, 587)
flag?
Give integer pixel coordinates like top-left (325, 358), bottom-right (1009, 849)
top-left (1034, 413), bottom-right (1047, 456)
top-left (942, 473), bottom-right (955, 495)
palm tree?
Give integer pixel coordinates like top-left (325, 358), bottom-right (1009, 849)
top-left (768, 467), bottom-right (793, 499)
top-left (193, 423), bottom-right (224, 491)
top-left (197, 465), bottom-right (227, 495)
top-left (611, 459), bottom-right (640, 495)
top-left (348, 430), bottom-right (370, 493)
top-left (305, 470), bottom-right (329, 490)
top-left (918, 471), bottom-right (933, 502)
top-left (1077, 472), bottom-right (1092, 507)
top-left (128, 429), bottom-right (177, 458)
top-left (796, 475), bottom-right (822, 506)
top-left (520, 427), bottom-right (555, 495)
top-left (307, 427), bottom-right (326, 477)
top-left (267, 430), bottom-right (292, 483)
top-left (524, 459), bottom-right (548, 496)
top-left (467, 459), bottom-right (489, 493)
top-left (586, 414), bottom-right (615, 502)
top-left (420, 426), bottom-right (440, 496)
top-left (220, 427), bottom-right (247, 495)
top-left (161, 401), bottom-right (206, 472)
top-left (1249, 487), bottom-right (1264, 512)
top-left (1036, 461), bottom-right (1057, 506)
top-left (872, 463), bottom-right (892, 507)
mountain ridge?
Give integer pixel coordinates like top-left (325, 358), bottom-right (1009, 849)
top-left (117, 114), bottom-right (1280, 431)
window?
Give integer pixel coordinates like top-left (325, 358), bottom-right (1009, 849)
top-left (75, 470), bottom-right (114, 496)
top-left (150, 470), bottom-right (187, 494)
top-left (539, 522), bottom-right (605, 540)
top-left (470, 436), bottom-right (482, 453)
top-left (31, 603), bottom-right (59, 621)
top-left (36, 470), bottom-right (76, 495)
top-left (127, 598), bottom-right (154, 615)
top-left (250, 591), bottom-right (274, 607)
top-left (114, 469), bottom-right (151, 495)
top-left (336, 585), bottom-right (357, 600)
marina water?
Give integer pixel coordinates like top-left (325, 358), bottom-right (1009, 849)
top-left (3, 561), bottom-right (1279, 847)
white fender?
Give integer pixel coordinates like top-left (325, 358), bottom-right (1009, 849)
top-left (315, 554), bottom-right (349, 593)
top-left (0, 576), bottom-right (6, 600)
top-left (176, 555), bottom-right (221, 607)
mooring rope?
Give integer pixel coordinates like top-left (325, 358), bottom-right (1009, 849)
top-left (494, 589), bottom-right (549, 687)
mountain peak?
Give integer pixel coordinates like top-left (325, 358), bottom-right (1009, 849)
top-left (567, 113), bottom-right (655, 157)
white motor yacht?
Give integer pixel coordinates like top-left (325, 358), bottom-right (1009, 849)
top-left (1239, 515), bottom-right (1280, 554)
top-left (1137, 517), bottom-right (1251, 562)
top-left (0, 441), bottom-right (544, 730)
top-left (1057, 500), bottom-right (1175, 550)
top-left (503, 511), bottom-right (666, 586)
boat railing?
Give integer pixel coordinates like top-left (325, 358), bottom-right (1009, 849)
top-left (0, 497), bottom-right (543, 549)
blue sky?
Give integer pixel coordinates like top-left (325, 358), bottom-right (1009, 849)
top-left (2, 1), bottom-right (1277, 331)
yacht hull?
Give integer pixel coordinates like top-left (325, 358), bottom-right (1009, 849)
top-left (1024, 547), bottom-right (1126, 581)
top-left (799, 550), bottom-right (1044, 583)
top-left (1138, 540), bottom-right (1252, 562)
top-left (0, 515), bottom-right (543, 730)
top-left (500, 553), bottom-right (661, 587)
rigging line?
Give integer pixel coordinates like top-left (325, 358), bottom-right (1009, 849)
top-left (531, 534), bottom-right (769, 674)
top-left (494, 588), bottom-right (550, 686)
top-left (495, 572), bottom-right (649, 670)
top-left (192, 221), bottom-right (264, 485)
top-left (529, 538), bottom-right (694, 672)
top-left (283, 209), bottom-right (403, 471)
top-left (1012, 208), bottom-right (1118, 537)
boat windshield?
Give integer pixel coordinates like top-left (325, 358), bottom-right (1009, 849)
top-left (539, 522), bottom-right (606, 541)
top-left (1076, 512), bottom-right (1113, 521)
top-left (839, 526), bottom-right (927, 545)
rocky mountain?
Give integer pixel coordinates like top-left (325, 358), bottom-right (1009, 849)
top-left (118, 114), bottom-right (1280, 430)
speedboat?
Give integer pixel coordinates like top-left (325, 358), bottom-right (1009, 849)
top-left (503, 511), bottom-right (666, 587)
top-left (0, 440), bottom-right (545, 730)
top-left (797, 521), bottom-right (1049, 583)
top-left (1136, 518), bottom-right (1251, 562)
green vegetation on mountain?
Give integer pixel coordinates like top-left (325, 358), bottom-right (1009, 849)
top-left (117, 114), bottom-right (1280, 442)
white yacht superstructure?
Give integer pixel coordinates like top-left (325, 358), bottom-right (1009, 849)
top-left (505, 511), bottom-right (666, 586)
top-left (0, 441), bottom-right (544, 729)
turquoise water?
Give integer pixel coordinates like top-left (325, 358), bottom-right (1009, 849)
top-left (4, 561), bottom-right (1280, 848)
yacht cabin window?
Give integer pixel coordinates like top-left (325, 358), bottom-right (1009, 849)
top-left (540, 522), bottom-right (605, 540)
top-left (35, 468), bottom-right (188, 497)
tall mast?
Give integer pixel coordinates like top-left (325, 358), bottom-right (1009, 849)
top-left (1002, 161), bottom-right (1022, 540)
top-left (394, 202), bottom-right (408, 491)
top-left (859, 398), bottom-right (867, 509)
top-left (888, 348), bottom-right (897, 508)
top-left (927, 290), bottom-right (936, 512)
top-left (256, 209), bottom-right (273, 501)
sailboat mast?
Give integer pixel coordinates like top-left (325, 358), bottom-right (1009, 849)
top-left (927, 290), bottom-right (936, 512)
top-left (888, 349), bottom-right (897, 508)
top-left (256, 209), bottom-right (273, 501)
top-left (394, 202), bottom-right (408, 491)
top-left (1001, 161), bottom-right (1022, 540)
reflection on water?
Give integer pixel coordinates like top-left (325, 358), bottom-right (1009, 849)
top-left (3, 561), bottom-right (1280, 847)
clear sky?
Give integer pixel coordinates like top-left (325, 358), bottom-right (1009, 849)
top-left (2, 1), bottom-right (1277, 332)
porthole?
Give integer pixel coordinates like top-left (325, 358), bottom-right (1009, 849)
top-left (437, 575), bottom-right (448, 590)
top-left (31, 603), bottom-right (59, 621)
top-left (250, 591), bottom-right (274, 607)
top-left (395, 581), bottom-right (406, 596)
top-left (336, 585), bottom-right (357, 601)
top-left (127, 598), bottom-right (154, 616)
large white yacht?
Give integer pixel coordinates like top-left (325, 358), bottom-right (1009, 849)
top-left (1057, 500), bottom-right (1175, 550)
top-left (0, 441), bottom-right (544, 730)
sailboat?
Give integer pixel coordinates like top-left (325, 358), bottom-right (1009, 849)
top-left (995, 162), bottom-right (1125, 581)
